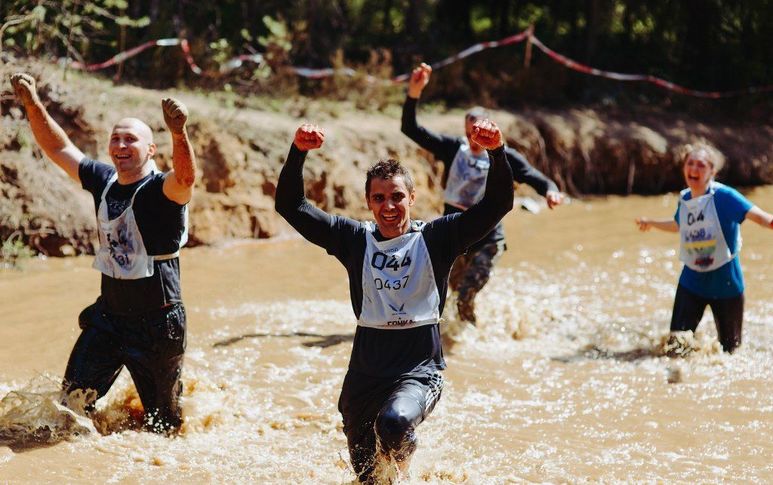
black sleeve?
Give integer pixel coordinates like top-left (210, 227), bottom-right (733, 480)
top-left (454, 146), bottom-right (515, 251)
top-left (134, 173), bottom-right (187, 254)
top-left (79, 158), bottom-right (114, 196)
top-left (275, 144), bottom-right (361, 257)
top-left (505, 146), bottom-right (558, 196)
top-left (147, 173), bottom-right (186, 211)
top-left (401, 96), bottom-right (462, 169)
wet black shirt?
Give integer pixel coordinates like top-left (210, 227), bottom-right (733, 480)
top-left (275, 144), bottom-right (513, 377)
top-left (80, 159), bottom-right (187, 315)
top-left (401, 96), bottom-right (558, 250)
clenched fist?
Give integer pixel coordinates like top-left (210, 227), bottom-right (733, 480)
top-left (407, 63), bottom-right (432, 98)
top-left (293, 123), bottom-right (325, 151)
top-left (10, 72), bottom-right (40, 106)
top-left (469, 119), bottom-right (503, 150)
top-left (545, 190), bottom-right (565, 209)
top-left (162, 97), bottom-right (188, 134)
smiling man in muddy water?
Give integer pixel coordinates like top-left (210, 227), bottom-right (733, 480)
top-left (10, 72), bottom-right (195, 433)
top-left (275, 119), bottom-right (514, 482)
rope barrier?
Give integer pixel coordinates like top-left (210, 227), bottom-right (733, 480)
top-left (527, 36), bottom-right (773, 99)
top-left (64, 30), bottom-right (772, 99)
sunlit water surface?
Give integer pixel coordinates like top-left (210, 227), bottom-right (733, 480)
top-left (2, 187), bottom-right (773, 483)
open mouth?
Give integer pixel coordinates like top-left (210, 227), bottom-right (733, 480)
top-left (381, 213), bottom-right (399, 223)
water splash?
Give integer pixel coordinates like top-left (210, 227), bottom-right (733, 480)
top-left (0, 376), bottom-right (95, 450)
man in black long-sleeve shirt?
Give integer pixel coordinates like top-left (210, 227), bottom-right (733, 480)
top-left (401, 63), bottom-right (563, 329)
top-left (275, 120), bottom-right (514, 483)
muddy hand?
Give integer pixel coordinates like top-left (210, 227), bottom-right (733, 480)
top-left (408, 63), bottom-right (432, 98)
top-left (470, 119), bottom-right (503, 150)
top-left (293, 123), bottom-right (325, 151)
top-left (10, 73), bottom-right (39, 106)
top-left (162, 97), bottom-right (188, 134)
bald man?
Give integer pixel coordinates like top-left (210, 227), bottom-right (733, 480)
top-left (11, 73), bottom-right (196, 433)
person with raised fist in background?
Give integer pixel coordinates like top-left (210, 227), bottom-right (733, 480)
top-left (402, 62), bottom-right (564, 333)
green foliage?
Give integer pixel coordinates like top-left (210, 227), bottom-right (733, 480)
top-left (1, 0), bottom-right (769, 108)
top-left (258, 16), bottom-right (291, 53)
top-left (1, 0), bottom-right (149, 60)
top-left (0, 231), bottom-right (33, 270)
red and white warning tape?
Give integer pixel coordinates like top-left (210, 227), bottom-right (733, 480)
top-left (391, 30), bottom-right (532, 83)
top-left (65, 30), bottom-right (772, 98)
top-left (69, 38), bottom-right (178, 71)
top-left (527, 36), bottom-right (773, 99)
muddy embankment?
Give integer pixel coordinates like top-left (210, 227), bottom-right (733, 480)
top-left (1, 61), bottom-right (771, 257)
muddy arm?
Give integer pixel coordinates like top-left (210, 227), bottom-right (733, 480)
top-left (161, 98), bottom-right (196, 205)
top-left (10, 73), bottom-right (84, 183)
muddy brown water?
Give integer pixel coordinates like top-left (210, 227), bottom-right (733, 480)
top-left (2, 187), bottom-right (773, 483)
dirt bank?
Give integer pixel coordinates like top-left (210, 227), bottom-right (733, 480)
top-left (1, 59), bottom-right (771, 257)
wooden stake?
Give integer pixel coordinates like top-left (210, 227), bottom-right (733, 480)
top-left (524, 24), bottom-right (534, 68)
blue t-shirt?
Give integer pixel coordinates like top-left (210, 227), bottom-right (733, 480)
top-left (674, 182), bottom-right (753, 298)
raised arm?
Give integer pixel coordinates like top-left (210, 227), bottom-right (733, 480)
top-left (456, 120), bottom-right (515, 249)
top-left (505, 147), bottom-right (564, 209)
top-left (636, 217), bottom-right (679, 232)
top-left (161, 98), bottom-right (196, 205)
top-left (745, 206), bottom-right (773, 230)
top-left (275, 124), bottom-right (355, 251)
top-left (401, 63), bottom-right (460, 165)
top-left (11, 73), bottom-right (84, 183)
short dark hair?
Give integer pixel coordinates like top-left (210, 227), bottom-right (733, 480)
top-left (465, 106), bottom-right (489, 121)
top-left (365, 159), bottom-right (414, 198)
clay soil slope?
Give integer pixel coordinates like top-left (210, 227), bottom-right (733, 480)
top-left (1, 59), bottom-right (771, 257)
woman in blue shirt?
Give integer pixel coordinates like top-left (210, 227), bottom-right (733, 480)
top-left (636, 143), bottom-right (773, 352)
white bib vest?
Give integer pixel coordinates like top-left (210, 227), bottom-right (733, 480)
top-left (678, 183), bottom-right (736, 272)
top-left (92, 169), bottom-right (188, 279)
top-left (443, 143), bottom-right (490, 210)
top-left (358, 222), bottom-right (440, 330)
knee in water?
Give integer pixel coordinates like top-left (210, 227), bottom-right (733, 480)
top-left (375, 408), bottom-right (415, 456)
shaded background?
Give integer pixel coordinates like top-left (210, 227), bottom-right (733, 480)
top-left (2, 0), bottom-right (771, 113)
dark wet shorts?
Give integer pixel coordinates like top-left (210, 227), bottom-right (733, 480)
top-left (63, 299), bottom-right (187, 432)
top-left (670, 284), bottom-right (744, 353)
top-left (338, 368), bottom-right (443, 483)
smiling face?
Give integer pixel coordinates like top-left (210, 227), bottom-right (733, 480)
top-left (683, 149), bottom-right (716, 195)
top-left (367, 175), bottom-right (416, 239)
top-left (109, 118), bottom-right (156, 179)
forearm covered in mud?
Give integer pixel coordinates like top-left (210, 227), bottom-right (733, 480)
top-left (21, 97), bottom-right (82, 181)
top-left (170, 131), bottom-right (196, 188)
top-left (506, 146), bottom-right (558, 196)
top-left (22, 98), bottom-right (69, 153)
top-left (275, 144), bottom-right (340, 249)
top-left (401, 97), bottom-right (459, 167)
top-left (456, 146), bottom-right (514, 249)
